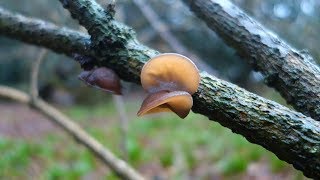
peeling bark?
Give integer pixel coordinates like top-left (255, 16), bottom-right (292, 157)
top-left (183, 0), bottom-right (320, 121)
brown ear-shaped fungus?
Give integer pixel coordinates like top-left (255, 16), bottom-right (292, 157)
top-left (138, 53), bottom-right (200, 119)
top-left (79, 67), bottom-right (122, 95)
top-left (137, 91), bottom-right (193, 119)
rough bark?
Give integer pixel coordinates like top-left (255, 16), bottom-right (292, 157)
top-left (0, 3), bottom-right (320, 178)
top-left (183, 0), bottom-right (320, 121)
top-left (0, 6), bottom-right (157, 83)
top-left (194, 73), bottom-right (320, 178)
top-left (58, 0), bottom-right (158, 83)
top-left (0, 7), bottom-right (92, 56)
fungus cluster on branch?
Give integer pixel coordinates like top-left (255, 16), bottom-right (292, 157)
top-left (78, 53), bottom-right (200, 118)
top-left (137, 53), bottom-right (200, 118)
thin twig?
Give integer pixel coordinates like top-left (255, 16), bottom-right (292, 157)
top-left (0, 86), bottom-right (30, 103)
top-left (30, 49), bottom-right (48, 100)
top-left (113, 95), bottom-right (129, 161)
top-left (0, 85), bottom-right (145, 180)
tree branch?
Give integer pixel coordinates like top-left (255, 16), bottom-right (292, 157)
top-left (194, 73), bottom-right (320, 178)
top-left (0, 6), bottom-right (155, 83)
top-left (182, 0), bottom-right (320, 121)
top-left (0, 85), bottom-right (144, 180)
top-left (0, 7), bottom-right (92, 57)
top-left (1, 4), bottom-right (320, 178)
top-left (59, 0), bottom-right (134, 47)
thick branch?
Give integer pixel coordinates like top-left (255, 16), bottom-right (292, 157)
top-left (59, 0), bottom-right (162, 83)
top-left (1, 5), bottom-right (320, 178)
top-left (0, 7), bottom-right (92, 56)
top-left (183, 0), bottom-right (320, 121)
top-left (0, 86), bottom-right (144, 180)
top-left (0, 7), bottom-right (155, 83)
top-left (59, 0), bottom-right (134, 47)
top-left (194, 73), bottom-right (320, 178)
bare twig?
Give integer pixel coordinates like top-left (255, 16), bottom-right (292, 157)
top-left (0, 85), bottom-right (144, 180)
top-left (30, 49), bottom-right (48, 100)
top-left (0, 86), bottom-right (30, 103)
top-left (113, 95), bottom-right (129, 161)
top-left (132, 0), bottom-right (217, 75)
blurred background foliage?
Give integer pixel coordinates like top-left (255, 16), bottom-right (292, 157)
top-left (0, 0), bottom-right (318, 179)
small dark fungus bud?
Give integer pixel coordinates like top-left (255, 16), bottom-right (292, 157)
top-left (78, 67), bottom-right (122, 95)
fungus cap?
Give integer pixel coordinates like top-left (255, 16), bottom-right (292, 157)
top-left (137, 90), bottom-right (193, 119)
top-left (79, 67), bottom-right (122, 95)
top-left (141, 53), bottom-right (200, 94)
